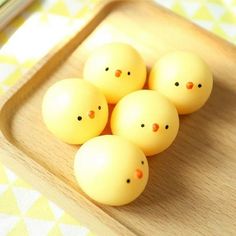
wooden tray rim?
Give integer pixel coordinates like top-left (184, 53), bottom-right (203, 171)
top-left (0, 1), bottom-right (136, 235)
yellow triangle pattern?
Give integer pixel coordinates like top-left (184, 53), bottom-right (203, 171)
top-left (220, 12), bottom-right (236, 24)
top-left (212, 23), bottom-right (228, 38)
top-left (208, 0), bottom-right (223, 4)
top-left (21, 59), bottom-right (37, 69)
top-left (87, 231), bottom-right (97, 236)
top-left (48, 0), bottom-right (70, 17)
top-left (12, 178), bottom-right (32, 188)
top-left (0, 86), bottom-right (5, 95)
top-left (40, 12), bottom-right (50, 23)
top-left (74, 5), bottom-right (90, 19)
top-left (48, 223), bottom-right (63, 236)
top-left (8, 220), bottom-right (29, 236)
top-left (59, 212), bottom-right (80, 225)
top-left (3, 68), bottom-right (22, 87)
top-left (26, 197), bottom-right (55, 220)
top-left (0, 55), bottom-right (18, 64)
top-left (193, 6), bottom-right (215, 20)
top-left (0, 188), bottom-right (20, 215)
top-left (172, 2), bottom-right (186, 16)
top-left (0, 164), bottom-right (8, 184)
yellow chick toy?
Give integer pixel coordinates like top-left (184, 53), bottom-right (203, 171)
top-left (148, 51), bottom-right (213, 114)
top-left (111, 90), bottom-right (179, 156)
top-left (42, 79), bottom-right (108, 144)
top-left (74, 135), bottom-right (149, 206)
top-left (83, 43), bottom-right (147, 104)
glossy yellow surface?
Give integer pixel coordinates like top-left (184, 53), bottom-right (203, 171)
top-left (111, 90), bottom-right (179, 156)
top-left (42, 78), bottom-right (108, 144)
top-left (148, 51), bottom-right (213, 114)
top-left (74, 135), bottom-right (149, 206)
top-left (83, 43), bottom-right (147, 104)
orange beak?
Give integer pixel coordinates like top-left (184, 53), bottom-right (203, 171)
top-left (134, 169), bottom-right (143, 179)
top-left (152, 123), bottom-right (159, 132)
top-left (88, 110), bottom-right (95, 119)
top-left (115, 69), bottom-right (122, 77)
top-left (186, 82), bottom-right (194, 89)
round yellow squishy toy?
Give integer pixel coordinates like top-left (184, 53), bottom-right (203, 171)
top-left (83, 43), bottom-right (147, 104)
top-left (74, 135), bottom-right (149, 206)
top-left (42, 79), bottom-right (108, 144)
top-left (111, 90), bottom-right (179, 156)
top-left (148, 51), bottom-right (213, 114)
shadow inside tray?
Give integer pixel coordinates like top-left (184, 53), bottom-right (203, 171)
top-left (116, 78), bottom-right (236, 216)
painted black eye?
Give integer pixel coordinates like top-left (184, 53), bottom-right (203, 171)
top-left (141, 124), bottom-right (145, 128)
top-left (127, 71), bottom-right (131, 75)
top-left (98, 106), bottom-right (101, 110)
top-left (165, 125), bottom-right (169, 129)
top-left (105, 67), bottom-right (109, 71)
top-left (175, 82), bottom-right (179, 86)
top-left (77, 116), bottom-right (82, 121)
top-left (198, 84), bottom-right (202, 88)
top-left (126, 179), bottom-right (131, 183)
top-left (141, 161), bottom-right (144, 165)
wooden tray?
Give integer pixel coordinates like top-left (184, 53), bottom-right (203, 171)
top-left (0, 1), bottom-right (236, 235)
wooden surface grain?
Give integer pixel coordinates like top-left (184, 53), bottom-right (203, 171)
top-left (0, 1), bottom-right (236, 235)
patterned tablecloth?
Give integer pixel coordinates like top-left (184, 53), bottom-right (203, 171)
top-left (0, 0), bottom-right (235, 235)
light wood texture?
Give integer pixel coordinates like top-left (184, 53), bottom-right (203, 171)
top-left (0, 1), bottom-right (236, 235)
top-left (0, 0), bottom-right (34, 30)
